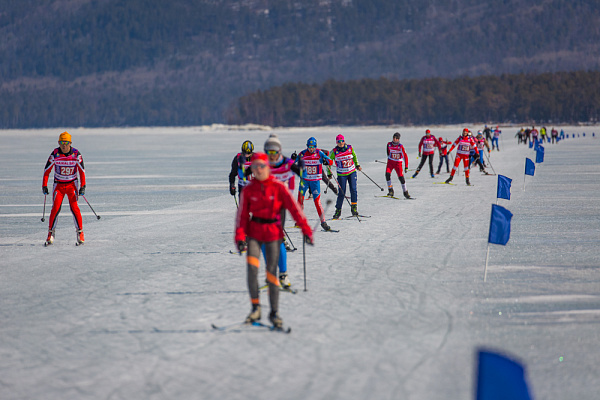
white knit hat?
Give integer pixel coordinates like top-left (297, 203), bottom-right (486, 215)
top-left (264, 133), bottom-right (282, 153)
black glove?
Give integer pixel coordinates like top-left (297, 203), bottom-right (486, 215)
top-left (237, 240), bottom-right (247, 253)
top-left (42, 186), bottom-right (49, 195)
top-left (291, 151), bottom-right (297, 160)
top-left (79, 185), bottom-right (86, 196)
top-left (327, 173), bottom-right (333, 179)
top-left (304, 235), bottom-right (313, 245)
top-left (230, 185), bottom-right (236, 196)
top-left (404, 168), bottom-right (408, 173)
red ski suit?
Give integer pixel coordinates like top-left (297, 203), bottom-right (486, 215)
top-left (235, 176), bottom-right (313, 243)
top-left (43, 147), bottom-right (86, 231)
top-left (448, 136), bottom-right (477, 178)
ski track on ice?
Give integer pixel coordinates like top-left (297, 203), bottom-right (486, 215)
top-left (2, 127), bottom-right (600, 400)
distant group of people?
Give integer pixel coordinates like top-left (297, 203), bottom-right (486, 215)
top-left (409, 127), bottom-right (493, 185)
top-left (515, 126), bottom-right (562, 145)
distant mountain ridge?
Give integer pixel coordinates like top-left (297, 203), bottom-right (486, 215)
top-left (1, 0), bottom-right (599, 128)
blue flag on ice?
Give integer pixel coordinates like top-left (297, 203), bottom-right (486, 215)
top-left (488, 204), bottom-right (512, 245)
top-left (525, 158), bottom-right (535, 176)
top-left (528, 139), bottom-right (534, 148)
top-left (535, 145), bottom-right (544, 163)
top-left (476, 349), bottom-right (532, 400)
top-left (497, 175), bottom-right (512, 200)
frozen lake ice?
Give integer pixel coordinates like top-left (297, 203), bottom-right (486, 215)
top-left (1, 125), bottom-right (599, 399)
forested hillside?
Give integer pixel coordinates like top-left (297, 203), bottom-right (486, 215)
top-left (226, 71), bottom-right (600, 126)
top-left (1, 0), bottom-right (599, 128)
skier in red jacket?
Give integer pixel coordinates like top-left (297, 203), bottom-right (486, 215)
top-left (445, 128), bottom-right (477, 186)
top-left (412, 129), bottom-right (440, 179)
top-left (234, 152), bottom-right (313, 329)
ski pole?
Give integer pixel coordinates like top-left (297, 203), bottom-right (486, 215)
top-left (234, 194), bottom-right (238, 209)
top-left (360, 169), bottom-right (384, 191)
top-left (303, 238), bottom-right (307, 292)
top-left (283, 228), bottom-right (296, 251)
top-left (41, 194), bottom-right (47, 222)
top-left (82, 195), bottom-right (101, 220)
top-left (374, 160), bottom-right (387, 164)
top-left (484, 151), bottom-right (497, 175)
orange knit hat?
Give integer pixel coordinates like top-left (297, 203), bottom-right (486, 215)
top-left (58, 131), bottom-right (71, 142)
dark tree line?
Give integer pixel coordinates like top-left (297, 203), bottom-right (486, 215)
top-left (226, 71), bottom-right (600, 126)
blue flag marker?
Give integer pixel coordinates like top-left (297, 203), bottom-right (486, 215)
top-left (484, 204), bottom-right (514, 281)
top-left (476, 349), bottom-right (532, 400)
top-left (523, 158), bottom-right (535, 191)
top-left (525, 158), bottom-right (535, 176)
top-left (535, 145), bottom-right (544, 163)
top-left (488, 204), bottom-right (512, 246)
top-left (497, 175), bottom-right (512, 201)
top-left (528, 139), bottom-right (533, 148)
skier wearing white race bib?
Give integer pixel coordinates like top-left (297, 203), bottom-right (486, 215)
top-left (412, 129), bottom-right (440, 179)
top-left (445, 128), bottom-right (477, 186)
top-left (42, 131), bottom-right (86, 246)
top-left (385, 132), bottom-right (411, 199)
top-left (330, 134), bottom-right (362, 219)
top-left (296, 137), bottom-right (337, 231)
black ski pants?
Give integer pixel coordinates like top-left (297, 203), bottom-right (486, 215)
top-left (416, 153), bottom-right (435, 176)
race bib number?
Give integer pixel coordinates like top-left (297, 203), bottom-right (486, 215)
top-left (306, 166), bottom-right (318, 175)
top-left (60, 166), bottom-right (75, 176)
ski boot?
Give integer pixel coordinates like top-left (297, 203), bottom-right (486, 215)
top-left (411, 170), bottom-right (419, 179)
top-left (332, 208), bottom-right (342, 220)
top-left (403, 191), bottom-right (411, 199)
top-left (76, 230), bottom-right (85, 245)
top-left (245, 304), bottom-right (261, 323)
top-left (431, 173), bottom-right (435, 178)
top-left (387, 187), bottom-right (394, 197)
top-left (466, 178), bottom-right (471, 186)
top-left (44, 230), bottom-right (55, 247)
top-left (351, 204), bottom-right (358, 216)
top-left (445, 175), bottom-right (454, 184)
top-left (269, 310), bottom-right (283, 329)
top-left (321, 221), bottom-right (332, 231)
top-left (279, 272), bottom-right (291, 288)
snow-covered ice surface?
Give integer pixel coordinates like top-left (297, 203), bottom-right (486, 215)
top-left (1, 126), bottom-right (599, 400)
